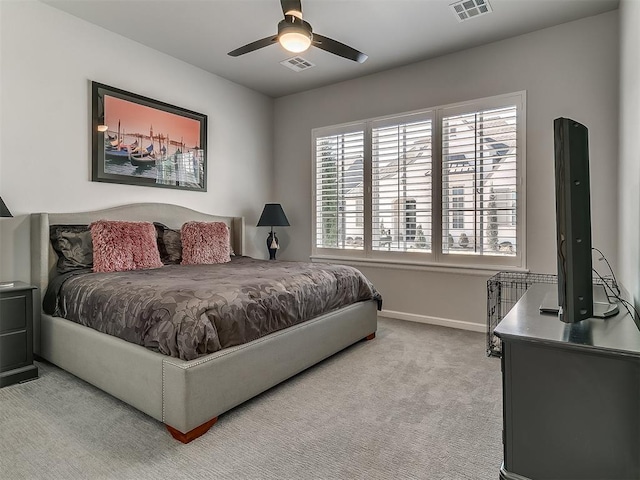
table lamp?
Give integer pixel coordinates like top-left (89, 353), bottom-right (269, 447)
top-left (0, 197), bottom-right (12, 218)
top-left (0, 197), bottom-right (13, 287)
top-left (257, 203), bottom-right (290, 260)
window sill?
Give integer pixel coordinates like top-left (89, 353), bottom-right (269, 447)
top-left (309, 254), bottom-right (529, 277)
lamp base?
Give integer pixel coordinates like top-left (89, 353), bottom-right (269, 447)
top-left (266, 232), bottom-right (279, 260)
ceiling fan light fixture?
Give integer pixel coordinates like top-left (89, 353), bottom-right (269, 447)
top-left (279, 30), bottom-right (312, 53)
top-left (278, 18), bottom-right (312, 53)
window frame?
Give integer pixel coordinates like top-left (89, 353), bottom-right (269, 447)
top-left (312, 122), bottom-right (367, 257)
top-left (311, 91), bottom-right (526, 271)
top-left (370, 110), bottom-right (435, 263)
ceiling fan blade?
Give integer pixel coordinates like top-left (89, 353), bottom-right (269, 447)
top-left (228, 35), bottom-right (278, 57)
top-left (281, 0), bottom-right (302, 16)
top-left (312, 34), bottom-right (368, 63)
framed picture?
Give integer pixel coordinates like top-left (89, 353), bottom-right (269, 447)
top-left (91, 82), bottom-right (207, 191)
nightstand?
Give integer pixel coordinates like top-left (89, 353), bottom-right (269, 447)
top-left (0, 282), bottom-right (38, 387)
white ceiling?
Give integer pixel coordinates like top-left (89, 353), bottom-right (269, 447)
top-left (43, 0), bottom-right (619, 98)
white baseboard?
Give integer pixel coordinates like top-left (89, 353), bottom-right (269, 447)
top-left (379, 309), bottom-right (485, 333)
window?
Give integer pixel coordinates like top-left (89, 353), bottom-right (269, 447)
top-left (372, 114), bottom-right (432, 252)
top-left (441, 104), bottom-right (519, 258)
top-left (312, 92), bottom-right (525, 269)
top-left (405, 199), bottom-right (417, 241)
top-left (315, 127), bottom-right (364, 249)
top-left (450, 187), bottom-right (465, 229)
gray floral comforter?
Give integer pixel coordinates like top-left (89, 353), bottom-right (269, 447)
top-left (51, 256), bottom-right (381, 360)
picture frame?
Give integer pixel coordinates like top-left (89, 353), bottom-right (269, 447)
top-left (91, 81), bottom-right (207, 192)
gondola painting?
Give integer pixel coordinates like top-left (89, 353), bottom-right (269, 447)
top-left (91, 82), bottom-right (207, 191)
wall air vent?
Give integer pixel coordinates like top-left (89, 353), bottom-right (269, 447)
top-left (280, 56), bottom-right (316, 72)
top-left (450, 0), bottom-right (492, 22)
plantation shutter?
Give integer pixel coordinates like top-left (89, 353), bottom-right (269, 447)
top-left (371, 115), bottom-right (432, 252)
top-left (315, 129), bottom-right (365, 250)
top-left (441, 105), bottom-right (518, 256)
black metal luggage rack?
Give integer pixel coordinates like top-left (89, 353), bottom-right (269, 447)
top-left (486, 272), bottom-right (616, 357)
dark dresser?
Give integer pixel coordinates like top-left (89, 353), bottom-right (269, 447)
top-left (494, 283), bottom-right (640, 480)
top-left (0, 282), bottom-right (38, 387)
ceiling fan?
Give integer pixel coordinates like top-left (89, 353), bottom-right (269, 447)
top-left (227, 0), bottom-right (368, 63)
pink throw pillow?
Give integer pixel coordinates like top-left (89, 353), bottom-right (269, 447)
top-left (181, 221), bottom-right (231, 265)
top-left (90, 220), bottom-right (163, 273)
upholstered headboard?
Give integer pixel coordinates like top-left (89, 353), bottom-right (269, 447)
top-left (30, 203), bottom-right (244, 353)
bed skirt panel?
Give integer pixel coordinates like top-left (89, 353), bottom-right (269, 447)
top-left (40, 313), bottom-right (165, 421)
top-left (162, 300), bottom-right (378, 433)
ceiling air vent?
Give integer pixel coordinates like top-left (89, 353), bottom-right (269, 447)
top-left (280, 56), bottom-right (316, 72)
top-left (450, 0), bottom-right (492, 22)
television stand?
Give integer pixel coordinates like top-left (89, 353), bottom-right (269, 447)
top-left (494, 284), bottom-right (640, 480)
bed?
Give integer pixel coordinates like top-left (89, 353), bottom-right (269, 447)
top-left (30, 203), bottom-right (378, 443)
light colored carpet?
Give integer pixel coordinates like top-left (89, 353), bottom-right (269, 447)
top-left (0, 318), bottom-right (502, 479)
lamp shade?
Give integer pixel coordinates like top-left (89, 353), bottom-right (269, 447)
top-left (277, 17), bottom-right (312, 54)
top-left (0, 197), bottom-right (12, 218)
top-left (257, 203), bottom-right (290, 227)
top-left (279, 29), bottom-right (312, 53)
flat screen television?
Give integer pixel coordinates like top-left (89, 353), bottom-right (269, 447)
top-left (553, 117), bottom-right (617, 322)
top-left (554, 117), bottom-right (593, 323)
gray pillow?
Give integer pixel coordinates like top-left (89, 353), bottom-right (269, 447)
top-left (49, 224), bottom-right (93, 274)
top-left (154, 222), bottom-right (182, 265)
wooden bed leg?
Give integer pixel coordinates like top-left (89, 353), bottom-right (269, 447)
top-left (166, 417), bottom-right (218, 444)
top-left (365, 332), bottom-right (376, 340)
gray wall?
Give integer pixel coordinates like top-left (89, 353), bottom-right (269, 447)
top-left (0, 1), bottom-right (274, 282)
top-left (618, 0), bottom-right (640, 312)
top-left (274, 12), bottom-right (620, 328)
